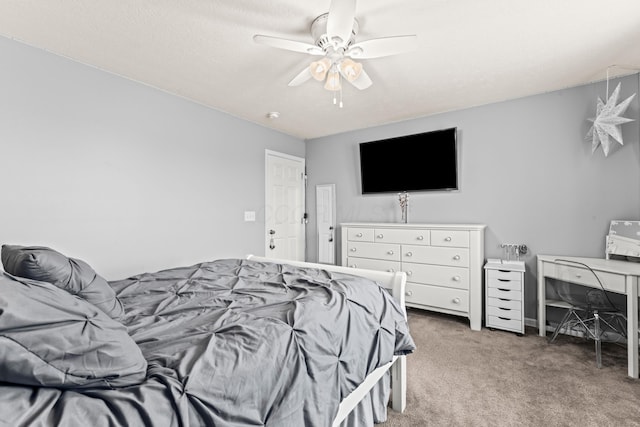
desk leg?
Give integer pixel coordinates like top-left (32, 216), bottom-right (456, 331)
top-left (537, 258), bottom-right (546, 337)
top-left (626, 276), bottom-right (638, 379)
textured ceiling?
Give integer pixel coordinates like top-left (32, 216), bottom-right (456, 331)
top-left (1, 0), bottom-right (640, 139)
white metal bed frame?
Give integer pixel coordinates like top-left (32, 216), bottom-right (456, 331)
top-left (246, 255), bottom-right (408, 426)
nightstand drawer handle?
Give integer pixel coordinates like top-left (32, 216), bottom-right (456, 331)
top-left (356, 233), bottom-right (363, 237)
top-left (350, 264), bottom-right (357, 268)
top-left (387, 250), bottom-right (394, 255)
top-left (407, 271), bottom-right (413, 276)
top-left (387, 268), bottom-right (395, 273)
top-left (445, 236), bottom-right (452, 242)
top-left (406, 290), bottom-right (413, 297)
top-left (453, 255), bottom-right (461, 261)
top-left (406, 251), bottom-right (413, 257)
top-left (350, 248), bottom-right (357, 252)
top-left (377, 234), bottom-right (384, 239)
top-left (453, 276), bottom-right (461, 281)
top-left (452, 298), bottom-right (461, 304)
top-left (417, 235), bottom-right (424, 241)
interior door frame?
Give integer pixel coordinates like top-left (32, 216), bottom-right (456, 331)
top-left (264, 149), bottom-right (306, 260)
top-left (316, 183), bottom-right (336, 264)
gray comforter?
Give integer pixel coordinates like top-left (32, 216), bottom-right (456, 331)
top-left (0, 258), bottom-right (415, 426)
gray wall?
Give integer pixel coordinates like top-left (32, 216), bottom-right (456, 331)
top-left (305, 75), bottom-right (640, 319)
top-left (0, 36), bottom-right (304, 280)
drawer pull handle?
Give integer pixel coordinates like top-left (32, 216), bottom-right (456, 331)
top-left (350, 264), bottom-right (357, 268)
top-left (406, 251), bottom-right (413, 257)
top-left (377, 234), bottom-right (384, 239)
top-left (417, 235), bottom-right (424, 241)
top-left (498, 288), bottom-right (510, 292)
top-left (453, 255), bottom-right (461, 261)
top-left (498, 307), bottom-right (510, 311)
top-left (453, 276), bottom-right (461, 281)
top-left (350, 248), bottom-right (357, 252)
top-left (575, 273), bottom-right (582, 278)
top-left (498, 278), bottom-right (510, 282)
top-left (387, 250), bottom-right (394, 255)
top-left (498, 316), bottom-right (511, 321)
top-left (387, 268), bottom-right (395, 273)
top-left (498, 269), bottom-right (510, 273)
top-left (407, 271), bottom-right (413, 276)
top-left (452, 298), bottom-right (461, 304)
top-left (356, 233), bottom-right (363, 238)
top-left (406, 290), bottom-right (413, 297)
top-left (445, 236), bottom-right (452, 242)
top-left (499, 298), bottom-right (509, 301)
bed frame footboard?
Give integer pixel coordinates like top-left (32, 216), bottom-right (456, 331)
top-left (246, 255), bottom-right (408, 425)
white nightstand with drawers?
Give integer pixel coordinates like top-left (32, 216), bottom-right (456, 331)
top-left (484, 259), bottom-right (525, 335)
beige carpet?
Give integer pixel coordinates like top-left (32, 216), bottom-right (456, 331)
top-left (381, 309), bottom-right (640, 427)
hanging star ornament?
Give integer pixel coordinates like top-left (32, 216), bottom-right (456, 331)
top-left (586, 82), bottom-right (636, 157)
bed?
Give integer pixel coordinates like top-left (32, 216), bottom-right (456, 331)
top-left (0, 245), bottom-right (415, 427)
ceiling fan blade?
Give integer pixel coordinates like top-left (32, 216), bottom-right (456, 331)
top-left (346, 35), bottom-right (418, 59)
top-left (253, 35), bottom-right (324, 55)
top-left (326, 0), bottom-right (356, 46)
top-left (288, 66), bottom-right (313, 87)
top-left (340, 67), bottom-right (372, 90)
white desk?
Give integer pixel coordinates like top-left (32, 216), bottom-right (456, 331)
top-left (537, 255), bottom-right (640, 378)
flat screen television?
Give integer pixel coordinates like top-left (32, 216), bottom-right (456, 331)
top-left (359, 127), bottom-right (458, 194)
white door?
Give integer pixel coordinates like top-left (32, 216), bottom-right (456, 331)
top-left (265, 150), bottom-right (306, 261)
top-left (316, 184), bottom-right (336, 264)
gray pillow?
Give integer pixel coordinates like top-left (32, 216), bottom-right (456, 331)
top-left (1, 245), bottom-right (124, 320)
top-left (0, 272), bottom-right (147, 389)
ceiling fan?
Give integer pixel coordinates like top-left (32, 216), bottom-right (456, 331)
top-left (253, 0), bottom-right (417, 106)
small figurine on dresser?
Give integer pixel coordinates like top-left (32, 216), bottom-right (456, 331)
top-left (398, 192), bottom-right (409, 224)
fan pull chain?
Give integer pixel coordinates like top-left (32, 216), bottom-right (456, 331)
top-left (339, 86), bottom-right (343, 108)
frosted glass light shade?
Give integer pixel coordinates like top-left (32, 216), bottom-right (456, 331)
top-left (340, 58), bottom-right (362, 82)
top-left (324, 69), bottom-right (341, 91)
top-left (310, 58), bottom-right (331, 81)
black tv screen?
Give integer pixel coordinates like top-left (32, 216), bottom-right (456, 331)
top-left (359, 127), bottom-right (458, 194)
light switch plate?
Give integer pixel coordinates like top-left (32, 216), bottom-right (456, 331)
top-left (244, 211), bottom-right (256, 222)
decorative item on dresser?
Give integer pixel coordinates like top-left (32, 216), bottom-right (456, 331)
top-left (484, 259), bottom-right (525, 335)
top-left (341, 222), bottom-right (486, 331)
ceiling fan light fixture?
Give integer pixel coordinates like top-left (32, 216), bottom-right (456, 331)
top-left (340, 58), bottom-right (362, 82)
top-left (310, 58), bottom-right (332, 81)
top-left (324, 68), bottom-right (342, 91)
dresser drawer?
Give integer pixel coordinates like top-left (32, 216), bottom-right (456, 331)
top-left (486, 305), bottom-right (522, 320)
top-left (542, 261), bottom-right (626, 293)
top-left (346, 257), bottom-right (401, 273)
top-left (431, 230), bottom-right (470, 248)
top-left (402, 245), bottom-right (469, 267)
top-left (403, 262), bottom-right (469, 290)
top-left (374, 228), bottom-right (430, 245)
top-left (487, 287), bottom-right (522, 300)
top-left (487, 315), bottom-right (522, 332)
top-left (405, 283), bottom-right (469, 313)
top-left (347, 228), bottom-right (374, 242)
top-left (488, 297), bottom-right (521, 310)
top-left (486, 277), bottom-right (522, 291)
top-left (487, 269), bottom-right (522, 282)
top-left (347, 241), bottom-right (400, 261)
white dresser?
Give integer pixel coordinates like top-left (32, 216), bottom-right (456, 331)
top-left (341, 222), bottom-right (486, 331)
top-left (484, 260), bottom-right (525, 335)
